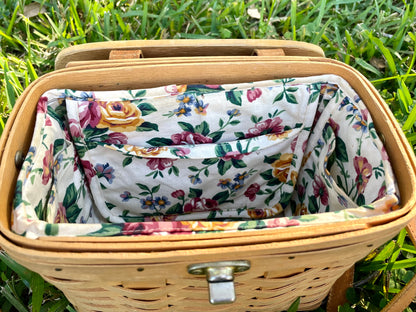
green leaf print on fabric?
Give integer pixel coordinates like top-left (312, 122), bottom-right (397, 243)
top-left (146, 137), bottom-right (174, 146)
top-left (137, 102), bottom-right (157, 116)
top-left (136, 121), bottom-right (159, 132)
top-left (189, 188), bottom-right (203, 199)
top-left (86, 224), bottom-right (123, 237)
top-left (53, 139), bottom-right (65, 156)
top-left (335, 137), bottom-right (349, 163)
top-left (238, 220), bottom-right (266, 230)
top-left (13, 180), bottom-right (22, 208)
top-left (34, 200), bottom-right (44, 220)
top-left (63, 183), bottom-right (82, 223)
top-left (226, 89), bottom-right (243, 106)
top-left (45, 224), bottom-right (59, 236)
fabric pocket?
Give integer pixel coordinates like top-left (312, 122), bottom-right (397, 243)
top-left (64, 79), bottom-right (318, 223)
top-left (81, 129), bottom-right (306, 223)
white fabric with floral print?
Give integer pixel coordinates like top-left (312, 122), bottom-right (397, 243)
top-left (12, 75), bottom-right (399, 238)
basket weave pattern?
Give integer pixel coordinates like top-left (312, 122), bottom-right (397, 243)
top-left (39, 245), bottom-right (372, 312)
top-left (44, 265), bottom-right (350, 311)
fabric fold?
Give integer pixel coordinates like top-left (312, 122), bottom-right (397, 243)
top-left (12, 75), bottom-right (399, 238)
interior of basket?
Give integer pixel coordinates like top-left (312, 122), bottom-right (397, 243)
top-left (12, 74), bottom-right (400, 238)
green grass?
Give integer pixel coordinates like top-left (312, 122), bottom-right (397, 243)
top-left (0, 0), bottom-right (415, 311)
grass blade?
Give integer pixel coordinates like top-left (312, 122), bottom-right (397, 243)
top-left (141, 1), bottom-right (148, 39)
top-left (287, 297), bottom-right (300, 312)
top-left (6, 3), bottom-right (20, 37)
top-left (290, 0), bottom-right (297, 40)
top-left (369, 35), bottom-right (397, 75)
top-left (355, 58), bottom-right (382, 77)
top-left (1, 59), bottom-right (17, 108)
top-left (0, 252), bottom-right (32, 284)
top-left (30, 273), bottom-right (45, 312)
top-left (0, 284), bottom-right (29, 312)
top-left (400, 80), bottom-right (414, 130)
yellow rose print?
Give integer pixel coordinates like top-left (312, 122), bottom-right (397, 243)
top-left (124, 146), bottom-right (168, 157)
top-left (271, 153), bottom-right (293, 183)
top-left (97, 101), bottom-right (144, 132)
top-left (295, 203), bottom-right (308, 215)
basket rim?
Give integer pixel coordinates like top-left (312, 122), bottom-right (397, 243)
top-left (0, 205), bottom-right (413, 264)
top-left (0, 56), bottom-right (415, 252)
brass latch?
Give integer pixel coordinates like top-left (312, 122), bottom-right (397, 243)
top-left (187, 260), bottom-right (250, 305)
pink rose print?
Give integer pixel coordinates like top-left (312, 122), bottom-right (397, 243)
top-left (104, 132), bottom-right (128, 144)
top-left (37, 96), bottom-right (48, 113)
top-left (171, 131), bottom-right (213, 145)
top-left (184, 198), bottom-right (219, 213)
top-left (146, 158), bottom-right (176, 171)
top-left (244, 183), bottom-right (260, 201)
top-left (122, 222), bottom-right (146, 235)
top-left (328, 118), bottom-right (340, 136)
top-left (313, 176), bottom-right (329, 206)
top-left (381, 146), bottom-right (389, 161)
top-left (81, 160), bottom-right (96, 184)
top-left (171, 190), bottom-right (185, 199)
top-left (247, 88), bottom-right (262, 102)
top-left (245, 117), bottom-right (284, 138)
top-left (37, 97), bottom-right (52, 126)
top-left (78, 100), bottom-right (102, 129)
top-left (172, 147), bottom-right (191, 157)
top-left (221, 151), bottom-right (244, 161)
top-left (68, 118), bottom-right (83, 138)
top-left (54, 203), bottom-right (68, 223)
top-left (42, 144), bottom-right (54, 185)
top-left (354, 156), bottom-right (372, 194)
top-left (376, 184), bottom-right (387, 200)
top-left (268, 217), bottom-right (300, 228)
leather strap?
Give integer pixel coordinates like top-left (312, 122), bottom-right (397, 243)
top-left (326, 265), bottom-right (355, 312)
top-left (252, 48), bottom-right (285, 56)
top-left (109, 49), bottom-right (143, 60)
top-left (327, 217), bottom-right (416, 311)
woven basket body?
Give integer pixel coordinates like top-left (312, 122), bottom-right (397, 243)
top-left (0, 219), bottom-right (410, 312)
top-left (0, 40), bottom-right (415, 312)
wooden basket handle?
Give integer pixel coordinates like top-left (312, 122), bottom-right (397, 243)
top-left (327, 217), bottom-right (416, 312)
top-left (54, 39), bottom-right (325, 69)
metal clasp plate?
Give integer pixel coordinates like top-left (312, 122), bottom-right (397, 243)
top-left (187, 260), bottom-right (250, 305)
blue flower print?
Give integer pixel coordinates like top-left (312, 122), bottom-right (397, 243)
top-left (231, 182), bottom-right (245, 191)
top-left (28, 146), bottom-right (36, 156)
top-left (120, 191), bottom-right (132, 202)
top-left (174, 104), bottom-right (192, 117)
top-left (338, 96), bottom-right (351, 111)
top-left (352, 109), bottom-right (369, 134)
top-left (140, 196), bottom-right (156, 210)
top-left (154, 196), bottom-right (171, 209)
top-left (95, 163), bottom-right (115, 184)
top-left (177, 93), bottom-right (197, 106)
top-left (217, 178), bottom-right (232, 189)
top-left (338, 195), bottom-right (348, 207)
top-left (194, 100), bottom-right (209, 115)
top-left (78, 91), bottom-right (95, 101)
top-left (233, 171), bottom-right (249, 183)
top-left (189, 175), bottom-right (202, 185)
top-left (227, 109), bottom-right (241, 117)
top-left (53, 154), bottom-right (64, 171)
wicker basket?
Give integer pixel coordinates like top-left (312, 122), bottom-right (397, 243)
top-left (0, 40), bottom-right (415, 312)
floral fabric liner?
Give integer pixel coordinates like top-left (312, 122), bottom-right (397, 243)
top-left (13, 74), bottom-right (399, 238)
